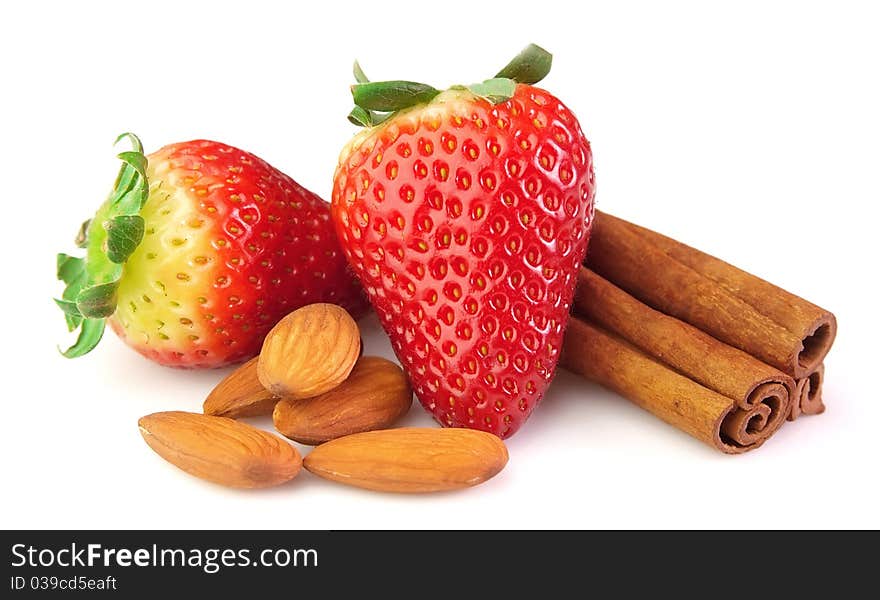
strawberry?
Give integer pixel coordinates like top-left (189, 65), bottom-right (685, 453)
top-left (56, 134), bottom-right (367, 368)
top-left (331, 45), bottom-right (595, 437)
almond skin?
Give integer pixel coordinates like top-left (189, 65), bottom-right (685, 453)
top-left (203, 357), bottom-right (278, 419)
top-left (303, 427), bottom-right (508, 493)
top-left (273, 356), bottom-right (412, 445)
top-left (258, 303), bottom-right (360, 400)
top-left (139, 411), bottom-right (301, 489)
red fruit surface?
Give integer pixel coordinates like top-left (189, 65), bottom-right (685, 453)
top-left (332, 85), bottom-right (595, 437)
top-left (108, 140), bottom-right (367, 368)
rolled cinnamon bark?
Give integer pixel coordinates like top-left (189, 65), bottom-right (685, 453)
top-left (587, 211), bottom-right (836, 379)
top-left (790, 364), bottom-right (826, 420)
top-left (613, 212), bottom-right (837, 377)
top-left (561, 317), bottom-right (787, 453)
top-left (564, 268), bottom-right (793, 453)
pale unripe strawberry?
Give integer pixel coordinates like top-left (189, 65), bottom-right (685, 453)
top-left (56, 135), bottom-right (367, 368)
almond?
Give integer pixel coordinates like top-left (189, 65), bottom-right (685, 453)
top-left (203, 357), bottom-right (278, 418)
top-left (138, 411), bottom-right (301, 489)
top-left (273, 356), bottom-right (412, 445)
top-left (303, 427), bottom-right (508, 493)
top-left (257, 303), bottom-right (360, 400)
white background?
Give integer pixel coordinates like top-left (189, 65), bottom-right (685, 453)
top-left (1, 1), bottom-right (877, 529)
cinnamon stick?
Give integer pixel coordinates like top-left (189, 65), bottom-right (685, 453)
top-left (587, 211), bottom-right (836, 379)
top-left (790, 364), bottom-right (826, 420)
top-left (562, 268), bottom-right (793, 453)
top-left (615, 212), bottom-right (837, 378)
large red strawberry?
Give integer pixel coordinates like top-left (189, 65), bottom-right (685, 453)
top-left (56, 134), bottom-right (367, 368)
top-left (331, 45), bottom-right (595, 437)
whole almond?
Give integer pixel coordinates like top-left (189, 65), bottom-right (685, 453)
top-left (138, 411), bottom-right (301, 489)
top-left (203, 357), bottom-right (278, 418)
top-left (273, 356), bottom-right (412, 445)
top-left (303, 427), bottom-right (508, 493)
top-left (258, 303), bottom-right (360, 399)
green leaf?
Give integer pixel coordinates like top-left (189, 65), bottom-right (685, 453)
top-left (468, 78), bottom-right (517, 104)
top-left (75, 219), bottom-right (91, 247)
top-left (495, 43), bottom-right (553, 85)
top-left (111, 135), bottom-right (149, 213)
top-left (65, 314), bottom-right (83, 333)
top-left (349, 62), bottom-right (392, 127)
top-left (116, 150), bottom-right (147, 182)
top-left (104, 215), bottom-right (145, 263)
top-left (114, 185), bottom-right (148, 215)
top-left (57, 253), bottom-right (85, 285)
top-left (54, 298), bottom-right (81, 316)
top-left (76, 281), bottom-right (120, 319)
top-left (54, 132), bottom-right (151, 359)
top-left (59, 318), bottom-right (106, 358)
top-left (56, 297), bottom-right (82, 331)
top-left (371, 112), bottom-right (393, 126)
top-left (113, 168), bottom-right (137, 204)
top-left (353, 60), bottom-right (369, 84)
top-left (113, 154), bottom-right (141, 195)
top-left (115, 132), bottom-right (143, 154)
top-left (54, 298), bottom-right (83, 331)
top-left (57, 253), bottom-right (88, 329)
top-left (351, 81), bottom-right (441, 112)
top-left (348, 106), bottom-right (373, 127)
top-left (113, 151), bottom-right (148, 213)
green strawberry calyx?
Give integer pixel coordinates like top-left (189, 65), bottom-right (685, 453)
top-left (347, 43), bottom-right (553, 127)
top-left (55, 133), bottom-right (150, 358)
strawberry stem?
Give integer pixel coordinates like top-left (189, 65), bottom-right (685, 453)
top-left (351, 81), bottom-right (441, 112)
top-left (346, 43), bottom-right (554, 129)
top-left (466, 78), bottom-right (517, 104)
top-left (495, 43), bottom-right (552, 85)
top-left (348, 105), bottom-right (374, 127)
top-left (352, 60), bottom-right (369, 85)
top-left (54, 133), bottom-right (150, 358)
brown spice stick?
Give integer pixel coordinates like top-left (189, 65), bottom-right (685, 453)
top-left (587, 211), bottom-right (835, 379)
top-left (612, 211), bottom-right (837, 377)
top-left (562, 317), bottom-right (783, 453)
top-left (567, 268), bottom-right (793, 453)
top-left (575, 266), bottom-right (796, 410)
top-left (790, 364), bottom-right (826, 420)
